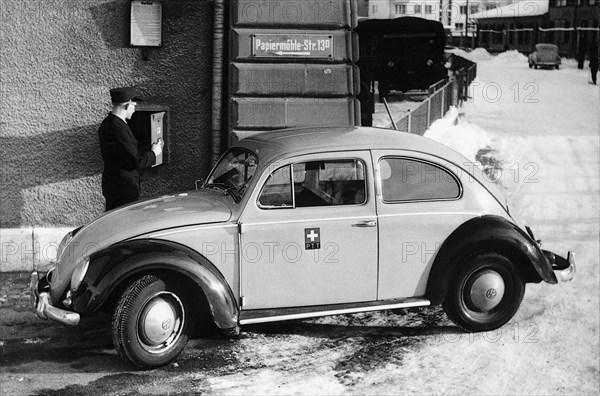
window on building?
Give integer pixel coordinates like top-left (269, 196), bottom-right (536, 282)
top-left (507, 24), bottom-right (514, 44)
top-left (555, 20), bottom-right (566, 43)
top-left (460, 5), bottom-right (467, 14)
top-left (372, 5), bottom-right (378, 14)
top-left (379, 158), bottom-right (461, 202)
top-left (426, 4), bottom-right (433, 13)
top-left (470, 4), bottom-right (479, 13)
top-left (395, 3), bottom-right (407, 14)
top-left (413, 4), bottom-right (422, 14)
top-left (493, 24), bottom-right (503, 44)
top-left (555, 0), bottom-right (567, 6)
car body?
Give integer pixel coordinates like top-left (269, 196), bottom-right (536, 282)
top-left (31, 126), bottom-right (575, 368)
top-left (528, 44), bottom-right (561, 69)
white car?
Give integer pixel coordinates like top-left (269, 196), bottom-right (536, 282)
top-left (31, 126), bottom-right (575, 368)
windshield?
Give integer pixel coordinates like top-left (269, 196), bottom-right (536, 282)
top-left (204, 148), bottom-right (258, 202)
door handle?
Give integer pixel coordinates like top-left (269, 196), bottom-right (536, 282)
top-left (352, 220), bottom-right (377, 228)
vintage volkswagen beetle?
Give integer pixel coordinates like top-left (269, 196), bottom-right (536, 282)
top-left (31, 126), bottom-right (575, 368)
top-left (528, 43), bottom-right (561, 69)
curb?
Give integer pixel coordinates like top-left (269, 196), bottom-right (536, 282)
top-left (0, 228), bottom-right (74, 272)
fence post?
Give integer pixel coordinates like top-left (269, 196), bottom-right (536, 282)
top-left (427, 97), bottom-right (431, 127)
top-left (441, 82), bottom-right (446, 116)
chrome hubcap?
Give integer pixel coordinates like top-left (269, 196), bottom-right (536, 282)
top-left (468, 270), bottom-right (505, 312)
top-left (138, 292), bottom-right (184, 352)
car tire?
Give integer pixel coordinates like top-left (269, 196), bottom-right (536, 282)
top-left (555, 65), bottom-right (560, 70)
top-left (443, 252), bottom-right (525, 332)
top-left (528, 63), bottom-right (533, 69)
top-left (112, 274), bottom-right (196, 368)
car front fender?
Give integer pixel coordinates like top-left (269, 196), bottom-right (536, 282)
top-left (426, 215), bottom-right (557, 305)
top-left (71, 239), bottom-right (239, 329)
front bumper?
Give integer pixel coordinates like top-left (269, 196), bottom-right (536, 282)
top-left (544, 250), bottom-right (576, 282)
top-left (30, 271), bottom-right (80, 326)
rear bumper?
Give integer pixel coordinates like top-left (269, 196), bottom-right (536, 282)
top-left (530, 61), bottom-right (560, 66)
top-left (543, 250), bottom-right (576, 282)
top-left (30, 271), bottom-right (80, 326)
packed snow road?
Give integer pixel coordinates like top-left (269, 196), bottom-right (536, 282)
top-left (1, 51), bottom-right (598, 395)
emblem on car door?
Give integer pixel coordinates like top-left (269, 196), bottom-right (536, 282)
top-left (304, 228), bottom-right (321, 250)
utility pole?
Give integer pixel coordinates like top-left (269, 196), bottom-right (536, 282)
top-left (465, 0), bottom-right (469, 44)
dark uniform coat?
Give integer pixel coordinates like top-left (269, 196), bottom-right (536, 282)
top-left (98, 113), bottom-right (156, 209)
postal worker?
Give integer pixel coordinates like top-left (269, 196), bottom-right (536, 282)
top-left (98, 86), bottom-right (163, 211)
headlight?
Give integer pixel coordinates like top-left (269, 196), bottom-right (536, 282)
top-left (70, 257), bottom-right (89, 292)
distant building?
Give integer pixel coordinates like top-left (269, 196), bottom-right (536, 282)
top-left (473, 0), bottom-right (600, 54)
top-left (365, 0), bottom-right (516, 43)
top-left (368, 0), bottom-right (442, 21)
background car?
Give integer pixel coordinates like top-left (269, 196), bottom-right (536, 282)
top-left (528, 43), bottom-right (561, 69)
top-left (31, 126), bottom-right (575, 368)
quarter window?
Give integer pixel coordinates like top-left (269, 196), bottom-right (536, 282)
top-left (258, 159), bottom-right (366, 209)
top-left (379, 158), bottom-right (460, 202)
top-left (258, 165), bottom-right (293, 208)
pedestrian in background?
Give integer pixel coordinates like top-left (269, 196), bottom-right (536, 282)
top-left (589, 40), bottom-right (598, 85)
top-left (98, 86), bottom-right (163, 211)
top-left (577, 38), bottom-right (587, 70)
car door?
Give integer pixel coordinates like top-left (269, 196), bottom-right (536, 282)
top-left (238, 151), bottom-right (378, 310)
top-left (372, 151), bottom-right (482, 300)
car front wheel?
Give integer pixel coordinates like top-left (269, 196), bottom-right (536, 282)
top-left (112, 274), bottom-right (196, 368)
top-left (443, 252), bottom-right (525, 332)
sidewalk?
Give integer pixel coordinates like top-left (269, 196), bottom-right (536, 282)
top-left (1, 228), bottom-right (73, 272)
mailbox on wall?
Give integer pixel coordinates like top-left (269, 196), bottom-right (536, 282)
top-left (128, 104), bottom-right (169, 166)
top-left (229, 0), bottom-right (360, 143)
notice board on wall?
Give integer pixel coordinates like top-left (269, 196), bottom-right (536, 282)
top-left (130, 0), bottom-right (162, 47)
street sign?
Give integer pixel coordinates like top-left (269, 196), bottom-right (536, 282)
top-left (252, 34), bottom-right (333, 58)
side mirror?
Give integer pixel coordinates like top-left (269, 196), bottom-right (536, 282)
top-left (195, 179), bottom-right (204, 190)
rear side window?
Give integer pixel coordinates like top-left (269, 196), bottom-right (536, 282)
top-left (379, 158), bottom-right (461, 202)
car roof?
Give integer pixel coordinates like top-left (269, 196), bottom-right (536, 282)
top-left (536, 43), bottom-right (558, 50)
top-left (235, 126), bottom-right (472, 167)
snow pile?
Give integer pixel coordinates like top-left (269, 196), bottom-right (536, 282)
top-left (560, 57), bottom-right (579, 69)
top-left (491, 50), bottom-right (528, 64)
top-left (465, 48), bottom-right (494, 62)
top-left (424, 107), bottom-right (493, 163)
top-left (445, 48), bottom-right (471, 59)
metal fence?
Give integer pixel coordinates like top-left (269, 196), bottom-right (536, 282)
top-left (393, 59), bottom-right (476, 136)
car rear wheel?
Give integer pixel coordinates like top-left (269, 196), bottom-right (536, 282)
top-left (443, 252), bottom-right (525, 332)
top-left (112, 274), bottom-right (196, 368)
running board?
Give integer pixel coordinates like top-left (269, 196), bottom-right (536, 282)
top-left (239, 298), bottom-right (431, 325)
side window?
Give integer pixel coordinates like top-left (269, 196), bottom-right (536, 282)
top-left (258, 159), bottom-right (366, 209)
top-left (294, 160), bottom-right (366, 207)
top-left (379, 158), bottom-right (460, 202)
top-left (257, 165), bottom-right (293, 208)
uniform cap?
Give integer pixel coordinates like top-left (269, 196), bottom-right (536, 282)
top-left (110, 86), bottom-right (143, 103)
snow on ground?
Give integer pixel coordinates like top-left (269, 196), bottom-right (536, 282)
top-left (424, 50), bottom-right (599, 394)
top-left (425, 107), bottom-right (492, 164)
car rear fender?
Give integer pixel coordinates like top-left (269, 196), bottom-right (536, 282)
top-left (71, 239), bottom-right (238, 329)
top-left (426, 215), bottom-right (557, 305)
